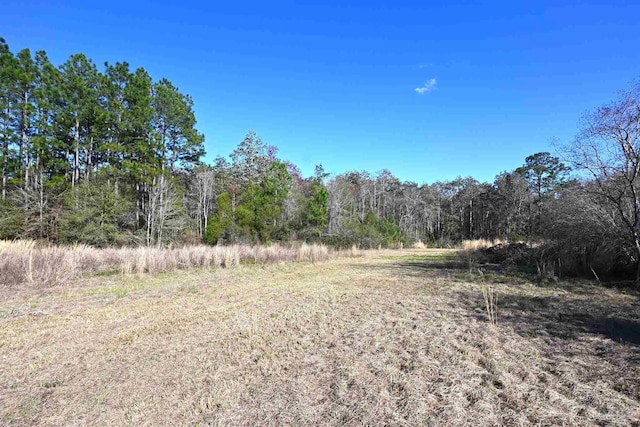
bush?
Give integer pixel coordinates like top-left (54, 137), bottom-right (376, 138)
top-left (59, 181), bottom-right (133, 247)
top-left (480, 243), bottom-right (535, 266)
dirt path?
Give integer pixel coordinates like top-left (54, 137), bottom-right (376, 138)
top-left (1, 249), bottom-right (639, 426)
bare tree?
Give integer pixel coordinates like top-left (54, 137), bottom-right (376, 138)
top-left (146, 177), bottom-right (185, 246)
top-left (563, 81), bottom-right (640, 283)
top-left (188, 167), bottom-right (216, 238)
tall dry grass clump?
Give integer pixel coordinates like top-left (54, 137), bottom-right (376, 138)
top-left (0, 241), bottom-right (103, 287)
top-left (482, 285), bottom-right (498, 325)
top-left (0, 241), bottom-right (335, 288)
top-left (462, 238), bottom-right (508, 250)
top-left (334, 244), bottom-right (362, 258)
top-left (237, 243), bottom-right (330, 264)
top-left (0, 239), bottom-right (36, 252)
top-left (296, 242), bottom-right (329, 262)
top-left (222, 245), bottom-right (241, 267)
top-left (412, 240), bottom-right (427, 249)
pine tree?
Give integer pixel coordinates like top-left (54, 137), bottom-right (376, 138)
top-left (0, 38), bottom-right (17, 201)
top-left (305, 180), bottom-right (329, 228)
top-left (59, 53), bottom-right (104, 187)
top-left (13, 49), bottom-right (37, 197)
top-left (152, 78), bottom-right (204, 173)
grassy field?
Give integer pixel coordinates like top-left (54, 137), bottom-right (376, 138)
top-left (1, 249), bottom-right (639, 426)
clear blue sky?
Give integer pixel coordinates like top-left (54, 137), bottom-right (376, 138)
top-left (4, 0), bottom-right (640, 184)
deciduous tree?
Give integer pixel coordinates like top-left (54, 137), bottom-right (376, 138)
top-left (563, 81), bottom-right (640, 283)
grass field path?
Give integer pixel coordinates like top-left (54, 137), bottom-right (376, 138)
top-left (1, 249), bottom-right (639, 426)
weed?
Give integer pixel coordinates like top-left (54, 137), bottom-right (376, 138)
top-left (482, 285), bottom-right (498, 325)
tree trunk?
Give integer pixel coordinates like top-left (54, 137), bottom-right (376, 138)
top-left (469, 198), bottom-right (473, 239)
top-left (73, 117), bottom-right (80, 188)
top-left (635, 232), bottom-right (640, 287)
top-left (21, 92), bottom-right (30, 210)
top-left (86, 134), bottom-right (93, 182)
top-left (37, 152), bottom-right (43, 228)
top-left (1, 106), bottom-right (9, 201)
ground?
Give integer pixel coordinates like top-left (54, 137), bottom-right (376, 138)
top-left (1, 249), bottom-right (639, 426)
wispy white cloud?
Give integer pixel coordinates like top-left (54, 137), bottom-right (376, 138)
top-left (415, 78), bottom-right (437, 94)
top-left (418, 63), bottom-right (432, 69)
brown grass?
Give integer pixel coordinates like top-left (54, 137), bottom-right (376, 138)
top-left (1, 249), bottom-right (639, 426)
top-left (412, 240), bottom-right (427, 249)
top-left (0, 241), bottom-right (336, 287)
top-left (462, 239), bottom-right (510, 250)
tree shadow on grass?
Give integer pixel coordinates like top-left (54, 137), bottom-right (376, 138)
top-left (494, 292), bottom-right (640, 346)
top-left (353, 259), bottom-right (470, 280)
top-left (394, 256), bottom-right (640, 296)
top-left (471, 287), bottom-right (640, 400)
top-left (358, 257), bottom-right (640, 351)
top-left (350, 255), bottom-right (640, 411)
top-left (356, 255), bottom-right (640, 403)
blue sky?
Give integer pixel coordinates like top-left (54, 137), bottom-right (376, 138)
top-left (4, 0), bottom-right (640, 184)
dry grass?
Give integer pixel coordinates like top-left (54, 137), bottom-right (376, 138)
top-left (0, 239), bottom-right (36, 252)
top-left (1, 249), bottom-right (639, 426)
top-left (462, 239), bottom-right (509, 250)
top-left (482, 285), bottom-right (498, 325)
top-left (412, 240), bottom-right (427, 249)
top-left (0, 241), bottom-right (335, 287)
top-left (336, 244), bottom-right (362, 258)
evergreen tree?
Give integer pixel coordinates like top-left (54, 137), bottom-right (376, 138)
top-left (205, 192), bottom-right (234, 244)
top-left (59, 53), bottom-right (103, 186)
top-left (60, 179), bottom-right (133, 246)
top-left (230, 130), bottom-right (275, 193)
top-left (305, 180), bottom-right (329, 229)
top-left (152, 78), bottom-right (204, 173)
top-left (0, 38), bottom-right (17, 201)
top-left (13, 48), bottom-right (37, 196)
top-left (236, 161), bottom-right (292, 242)
top-left (516, 152), bottom-right (570, 234)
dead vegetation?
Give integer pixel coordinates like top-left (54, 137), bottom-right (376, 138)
top-left (1, 249), bottom-right (639, 426)
top-left (462, 239), bottom-right (509, 251)
top-left (0, 241), bottom-right (339, 287)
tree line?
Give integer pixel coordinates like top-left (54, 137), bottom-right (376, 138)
top-left (0, 37), bottom-right (204, 245)
top-left (1, 38), bottom-right (639, 282)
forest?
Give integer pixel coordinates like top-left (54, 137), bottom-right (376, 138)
top-left (1, 37), bottom-right (639, 283)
